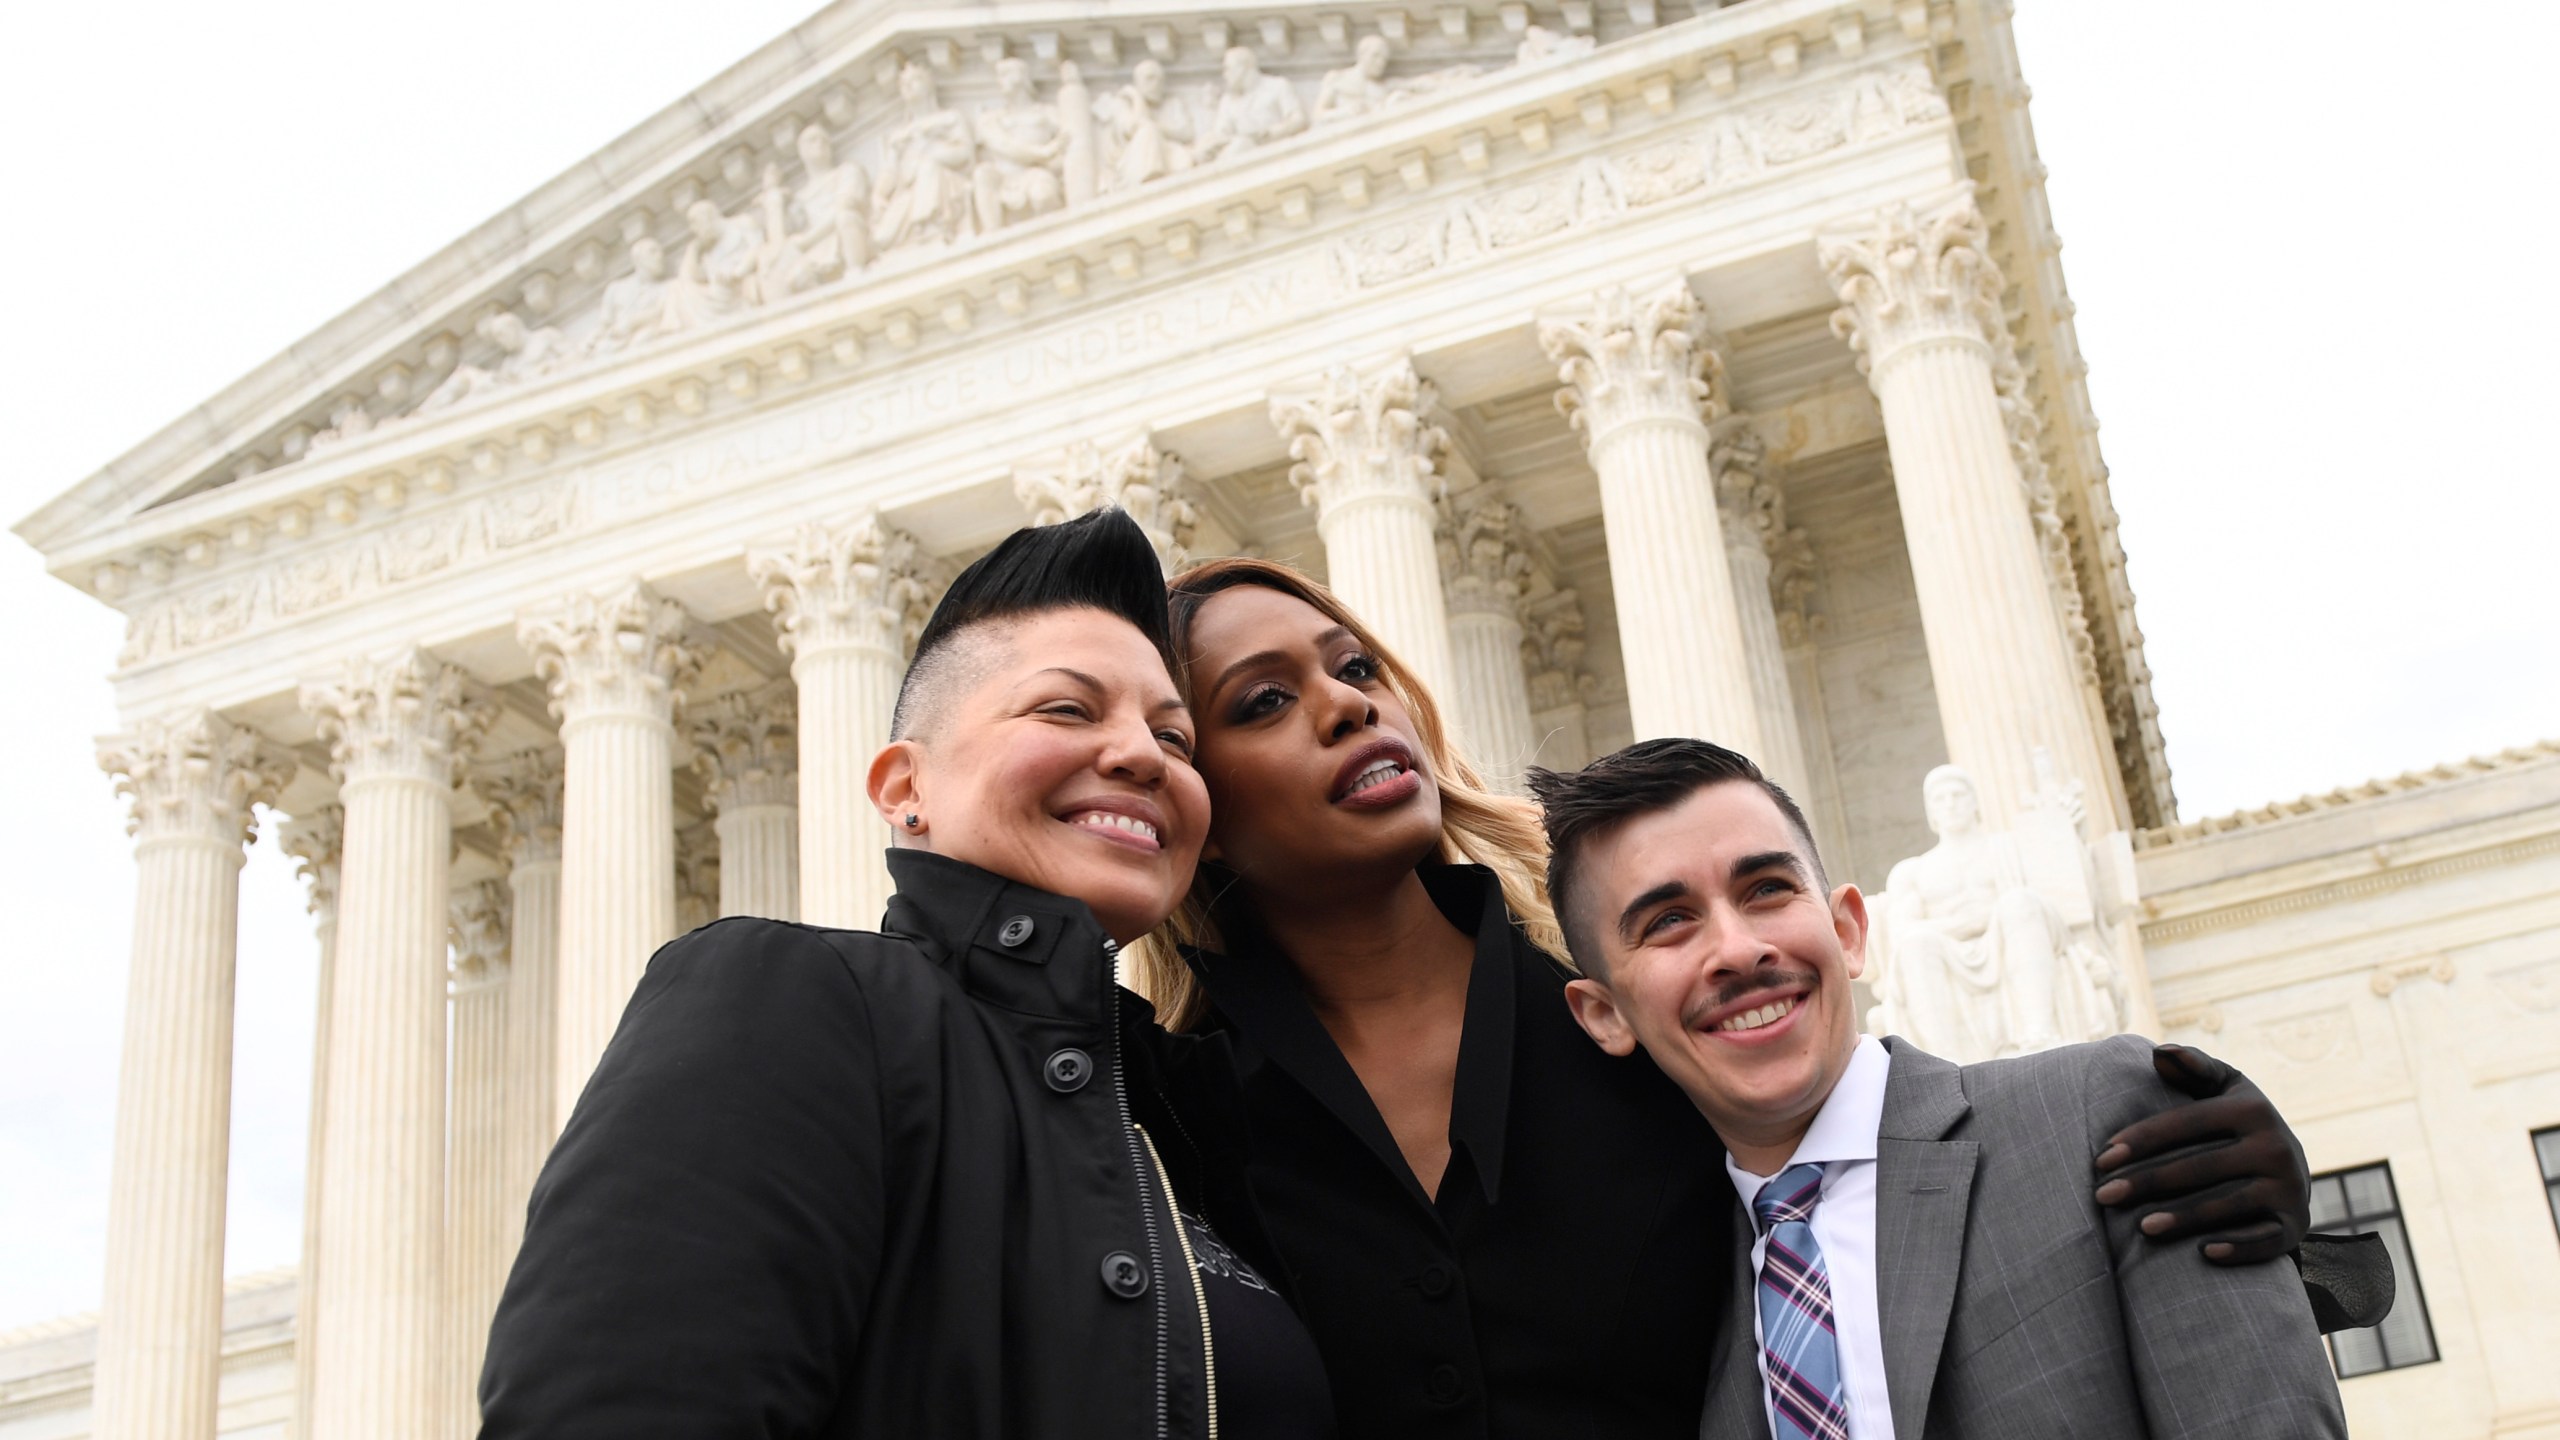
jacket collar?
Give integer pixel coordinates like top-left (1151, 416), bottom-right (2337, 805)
top-left (1870, 1036), bottom-right (1979, 1440)
top-left (881, 848), bottom-right (1119, 1027)
top-left (1185, 863), bottom-right (1520, 1209)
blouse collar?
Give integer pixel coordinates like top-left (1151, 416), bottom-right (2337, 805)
top-left (1186, 863), bottom-right (1522, 1209)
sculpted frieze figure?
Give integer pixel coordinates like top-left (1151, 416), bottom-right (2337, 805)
top-left (752, 162), bottom-right (817, 303)
top-left (1866, 760), bottom-right (2129, 1065)
top-left (1104, 59), bottom-right (1198, 191)
top-left (789, 125), bottom-right (873, 278)
top-left (663, 198), bottom-right (766, 332)
top-left (585, 236), bottom-right (673, 357)
top-left (971, 57), bottom-right (1068, 234)
top-left (1314, 36), bottom-right (1480, 123)
top-left (873, 62), bottom-right (978, 252)
top-left (417, 311), bottom-right (567, 415)
top-left (1514, 25), bottom-right (1596, 66)
top-left (1199, 47), bottom-right (1307, 162)
top-left (305, 397), bottom-right (377, 457)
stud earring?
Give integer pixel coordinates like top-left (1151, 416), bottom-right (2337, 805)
top-left (904, 814), bottom-right (921, 830)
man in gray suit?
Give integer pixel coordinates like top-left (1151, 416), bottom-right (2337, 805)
top-left (1530, 740), bottom-right (2347, 1440)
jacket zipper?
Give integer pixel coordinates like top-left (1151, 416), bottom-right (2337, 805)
top-left (1110, 954), bottom-right (1171, 1440)
top-left (1137, 1123), bottom-right (1218, 1440)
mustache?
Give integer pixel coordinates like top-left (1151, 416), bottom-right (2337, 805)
top-left (1684, 968), bottom-right (1821, 1027)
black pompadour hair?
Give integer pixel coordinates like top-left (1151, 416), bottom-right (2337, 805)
top-left (1528, 738), bottom-right (1827, 978)
top-left (889, 507), bottom-right (1172, 740)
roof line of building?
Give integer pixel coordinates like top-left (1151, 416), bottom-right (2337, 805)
top-left (0, 1266), bottom-right (296, 1352)
top-left (2135, 739), bottom-right (2560, 850)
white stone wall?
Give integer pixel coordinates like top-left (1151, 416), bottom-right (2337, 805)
top-left (2139, 753), bottom-right (2560, 1440)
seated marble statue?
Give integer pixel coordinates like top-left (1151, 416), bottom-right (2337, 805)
top-left (663, 199), bottom-right (765, 332)
top-left (789, 124), bottom-right (872, 278)
top-left (1867, 760), bottom-right (2127, 1063)
top-left (971, 57), bottom-right (1067, 234)
top-left (418, 311), bottom-right (567, 414)
top-left (1104, 59), bottom-right (1198, 191)
top-left (585, 237), bottom-right (673, 357)
top-left (1314, 35), bottom-right (1481, 124)
top-left (304, 397), bottom-right (377, 457)
top-left (873, 62), bottom-right (978, 252)
top-left (1199, 46), bottom-right (1307, 161)
top-left (1514, 25), bottom-right (1597, 65)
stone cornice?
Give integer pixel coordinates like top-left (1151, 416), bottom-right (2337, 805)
top-left (85, 11), bottom-right (1961, 705)
top-left (2137, 741), bottom-right (2560, 853)
top-left (26, 0), bottom-right (1929, 596)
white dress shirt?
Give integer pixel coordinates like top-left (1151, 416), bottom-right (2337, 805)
top-left (1725, 1035), bottom-right (1896, 1440)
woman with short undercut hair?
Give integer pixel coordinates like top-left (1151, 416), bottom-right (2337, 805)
top-left (480, 510), bottom-right (1335, 1440)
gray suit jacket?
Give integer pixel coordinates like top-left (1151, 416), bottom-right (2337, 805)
top-left (1699, 1035), bottom-right (2347, 1440)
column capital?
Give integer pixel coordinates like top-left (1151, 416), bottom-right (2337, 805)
top-left (301, 646), bottom-right (496, 790)
top-left (476, 747), bottom-right (566, 866)
top-left (1540, 281), bottom-right (1726, 448)
top-left (96, 708), bottom-right (296, 852)
top-left (449, 880), bottom-right (511, 992)
top-left (1015, 437), bottom-right (1200, 573)
top-left (278, 805), bottom-right (346, 916)
top-left (519, 581), bottom-right (705, 729)
top-left (749, 513), bottom-right (941, 662)
top-left (1436, 487), bottom-right (1532, 622)
top-left (1270, 358), bottom-right (1446, 522)
top-left (1520, 585), bottom-right (1599, 714)
top-left (1819, 194), bottom-right (2006, 379)
top-left (1710, 422), bottom-right (1783, 555)
top-left (689, 680), bottom-right (798, 814)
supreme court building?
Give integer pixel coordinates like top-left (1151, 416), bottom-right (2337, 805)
top-left (7, 0), bottom-right (2559, 1435)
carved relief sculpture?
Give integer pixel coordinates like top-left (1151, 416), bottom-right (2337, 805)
top-left (1314, 35), bottom-right (1481, 124)
top-left (584, 237), bottom-right (673, 357)
top-left (663, 198), bottom-right (766, 332)
top-left (972, 57), bottom-right (1068, 234)
top-left (1014, 437), bottom-right (1198, 572)
top-left (1866, 758), bottom-right (2129, 1064)
top-left (418, 312), bottom-right (568, 415)
top-left (873, 62), bottom-right (978, 252)
top-left (1105, 59), bottom-right (1199, 191)
top-left (1199, 47), bottom-right (1308, 163)
top-left (789, 125), bottom-right (872, 279)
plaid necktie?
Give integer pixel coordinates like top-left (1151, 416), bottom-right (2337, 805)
top-left (1753, 1162), bottom-right (1852, 1440)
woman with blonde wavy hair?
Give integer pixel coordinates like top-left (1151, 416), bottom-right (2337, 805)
top-left (1132, 556), bottom-right (2341, 1440)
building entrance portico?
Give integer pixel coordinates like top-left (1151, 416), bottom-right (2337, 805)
top-left (15, 0), bottom-right (2330, 1434)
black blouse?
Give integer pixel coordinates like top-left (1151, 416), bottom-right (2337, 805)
top-left (1188, 865), bottom-right (1740, 1440)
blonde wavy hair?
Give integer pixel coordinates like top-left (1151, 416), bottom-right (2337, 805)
top-left (1128, 557), bottom-right (1570, 1031)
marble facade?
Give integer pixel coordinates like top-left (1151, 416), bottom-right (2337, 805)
top-left (7, 0), bottom-right (2554, 1436)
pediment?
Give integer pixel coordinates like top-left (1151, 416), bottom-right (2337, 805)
top-left (21, 0), bottom-right (1895, 570)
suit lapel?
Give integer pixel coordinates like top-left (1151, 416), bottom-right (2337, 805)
top-left (1699, 1193), bottom-right (1775, 1440)
top-left (1872, 1038), bottom-right (1978, 1440)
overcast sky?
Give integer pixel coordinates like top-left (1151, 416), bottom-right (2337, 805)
top-left (1, 2), bottom-right (2552, 1330)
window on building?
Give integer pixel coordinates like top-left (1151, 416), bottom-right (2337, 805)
top-left (2309, 1162), bottom-right (2437, 1377)
top-left (2537, 1127), bottom-right (2560, 1245)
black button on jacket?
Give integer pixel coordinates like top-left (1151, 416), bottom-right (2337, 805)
top-left (1188, 865), bottom-right (1743, 1440)
top-left (479, 849), bottom-right (1267, 1439)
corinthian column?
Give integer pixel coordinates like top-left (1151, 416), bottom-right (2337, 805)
top-left (1016, 436), bottom-right (1202, 573)
top-left (1522, 586), bottom-right (1598, 771)
top-left (276, 807), bottom-right (343, 1440)
top-left (478, 749), bottom-right (563, 1233)
top-left (1541, 283), bottom-right (1765, 756)
top-left (89, 711), bottom-right (294, 1440)
top-left (300, 649), bottom-right (493, 1440)
top-left (690, 681), bottom-right (799, 920)
top-left (749, 515), bottom-right (937, 928)
top-left (1436, 489), bottom-right (1538, 788)
top-left (1820, 196), bottom-right (2116, 826)
top-left (445, 880), bottom-right (510, 1432)
top-left (518, 583), bottom-right (702, 1121)
top-left (1271, 359), bottom-right (1457, 697)
top-left (1709, 423), bottom-right (1813, 797)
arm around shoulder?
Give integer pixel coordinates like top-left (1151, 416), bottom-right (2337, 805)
top-left (2078, 1035), bottom-right (2347, 1440)
top-left (478, 918), bottom-right (889, 1439)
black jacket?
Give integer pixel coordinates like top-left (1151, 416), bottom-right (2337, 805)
top-left (1189, 865), bottom-right (1738, 1439)
top-left (479, 849), bottom-right (1266, 1439)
